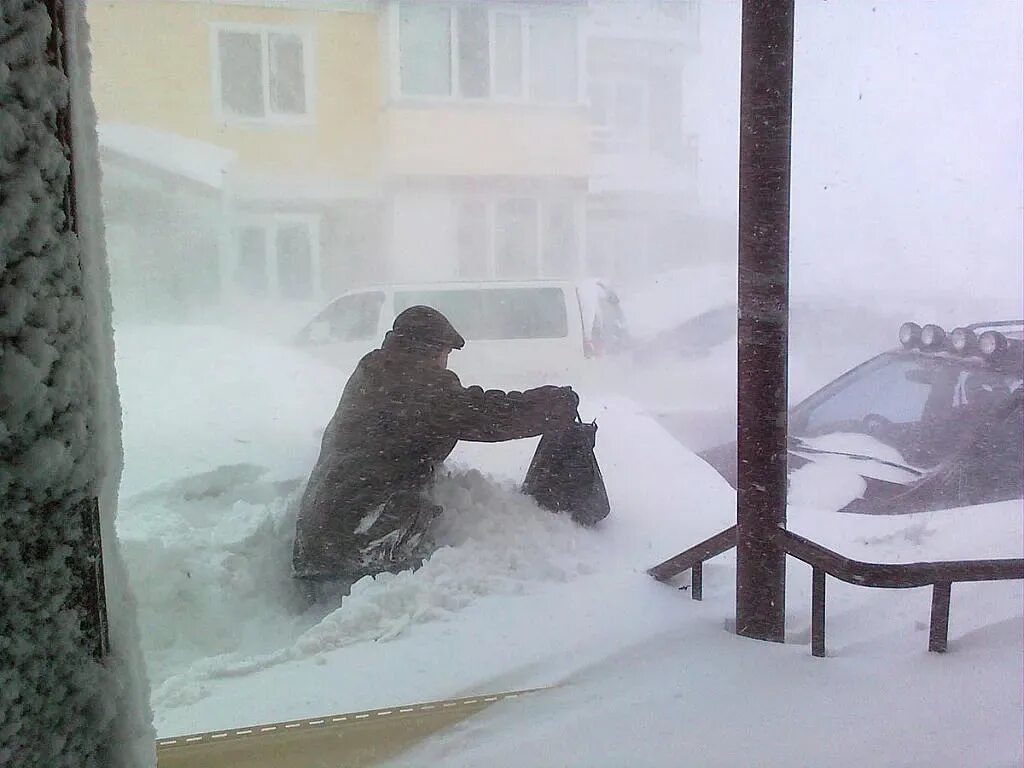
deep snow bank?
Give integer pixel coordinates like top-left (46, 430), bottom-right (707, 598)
top-left (131, 466), bottom-right (607, 714)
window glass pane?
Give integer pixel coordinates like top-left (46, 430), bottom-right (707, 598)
top-left (399, 4), bottom-right (452, 97)
top-left (803, 357), bottom-right (934, 433)
top-left (394, 289), bottom-right (484, 337)
top-left (457, 6), bottom-right (489, 98)
top-left (276, 223), bottom-right (313, 300)
top-left (494, 13), bottom-right (523, 98)
top-left (798, 355), bottom-right (1023, 468)
top-left (614, 82), bottom-right (645, 140)
top-left (219, 31), bottom-right (265, 117)
top-left (457, 198), bottom-right (490, 278)
top-left (541, 199), bottom-right (577, 277)
top-left (589, 80), bottom-right (611, 128)
top-left (319, 292), bottom-right (384, 341)
top-left (235, 226), bottom-right (267, 295)
top-left (485, 287), bottom-right (568, 339)
top-left (494, 198), bottom-right (538, 278)
top-left (528, 14), bottom-right (577, 103)
top-left (269, 33), bottom-right (307, 115)
top-left (393, 288), bottom-right (567, 340)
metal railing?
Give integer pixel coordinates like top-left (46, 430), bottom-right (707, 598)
top-left (648, 525), bottom-right (1024, 657)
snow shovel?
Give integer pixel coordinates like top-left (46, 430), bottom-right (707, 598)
top-left (522, 412), bottom-right (611, 527)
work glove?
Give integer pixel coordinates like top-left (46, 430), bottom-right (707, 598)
top-left (549, 386), bottom-right (579, 423)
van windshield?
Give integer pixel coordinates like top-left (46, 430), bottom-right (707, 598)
top-left (394, 287), bottom-right (569, 341)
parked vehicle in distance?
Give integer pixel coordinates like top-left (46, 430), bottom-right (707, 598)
top-left (293, 280), bottom-right (628, 388)
top-left (702, 321), bottom-right (1024, 514)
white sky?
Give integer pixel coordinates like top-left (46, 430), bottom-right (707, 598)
top-left (695, 0), bottom-right (1023, 309)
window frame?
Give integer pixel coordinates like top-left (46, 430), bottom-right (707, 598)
top-left (232, 213), bottom-right (322, 302)
top-left (210, 22), bottom-right (316, 127)
top-left (389, 2), bottom-right (585, 106)
top-left (590, 77), bottom-right (651, 149)
top-left (454, 194), bottom-right (584, 280)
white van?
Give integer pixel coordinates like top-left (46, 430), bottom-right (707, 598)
top-left (294, 280), bottom-right (627, 389)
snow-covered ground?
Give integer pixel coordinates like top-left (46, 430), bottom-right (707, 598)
top-left (112, 322), bottom-right (1022, 764)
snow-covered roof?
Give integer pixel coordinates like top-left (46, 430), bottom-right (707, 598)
top-left (98, 123), bottom-right (236, 189)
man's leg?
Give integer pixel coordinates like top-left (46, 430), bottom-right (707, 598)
top-left (357, 493), bottom-right (443, 575)
top-left (296, 575), bottom-right (354, 608)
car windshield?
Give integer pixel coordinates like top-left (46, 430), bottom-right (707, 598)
top-left (393, 287), bottom-right (569, 340)
top-left (792, 352), bottom-right (1023, 467)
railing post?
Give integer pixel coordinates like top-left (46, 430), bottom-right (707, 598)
top-left (811, 567), bottom-right (826, 657)
top-left (929, 582), bottom-right (952, 653)
top-left (692, 562), bottom-right (703, 601)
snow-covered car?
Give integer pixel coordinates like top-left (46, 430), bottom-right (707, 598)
top-left (702, 321), bottom-right (1024, 514)
top-left (293, 280), bottom-right (628, 387)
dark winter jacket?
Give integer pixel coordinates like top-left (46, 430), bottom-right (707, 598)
top-left (292, 332), bottom-right (578, 581)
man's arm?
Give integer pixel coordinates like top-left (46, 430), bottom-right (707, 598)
top-left (435, 372), bottom-right (578, 443)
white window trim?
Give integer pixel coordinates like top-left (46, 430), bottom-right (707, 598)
top-left (388, 1), bottom-right (585, 107)
top-left (210, 22), bottom-right (316, 127)
top-left (234, 214), bottom-right (322, 301)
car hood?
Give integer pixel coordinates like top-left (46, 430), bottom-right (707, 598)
top-left (699, 433), bottom-right (925, 514)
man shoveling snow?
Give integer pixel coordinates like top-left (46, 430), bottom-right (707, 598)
top-left (292, 305), bottom-right (579, 602)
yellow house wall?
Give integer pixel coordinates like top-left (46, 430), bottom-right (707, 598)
top-left (87, 0), bottom-right (382, 181)
top-left (88, 1), bottom-right (590, 183)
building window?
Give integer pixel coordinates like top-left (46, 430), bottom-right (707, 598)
top-left (457, 5), bottom-right (490, 99)
top-left (398, 5), bottom-right (451, 97)
top-left (495, 198), bottom-right (539, 279)
top-left (214, 26), bottom-right (312, 122)
top-left (493, 12), bottom-right (524, 98)
top-left (233, 215), bottom-right (320, 301)
top-left (591, 79), bottom-right (650, 148)
top-left (456, 195), bottom-right (581, 279)
top-left (235, 226), bottom-right (270, 295)
top-left (541, 199), bottom-right (579, 277)
top-left (457, 198), bottom-right (491, 279)
top-left (275, 223), bottom-right (314, 299)
top-left (528, 14), bottom-right (578, 104)
top-left (395, 3), bottom-right (581, 104)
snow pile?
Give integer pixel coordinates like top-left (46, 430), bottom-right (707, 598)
top-left (141, 467), bottom-right (602, 711)
top-left (390, 499), bottom-right (1023, 768)
top-left (98, 122), bottom-right (235, 189)
top-left (116, 465), bottom-right (305, 690)
top-left (620, 264), bottom-right (737, 340)
top-left (113, 324), bottom-right (346, 496)
top-left (788, 432), bottom-right (922, 511)
top-left (294, 470), bottom-right (600, 654)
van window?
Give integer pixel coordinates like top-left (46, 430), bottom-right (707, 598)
top-left (316, 291), bottom-right (385, 341)
top-left (394, 287), bottom-right (568, 340)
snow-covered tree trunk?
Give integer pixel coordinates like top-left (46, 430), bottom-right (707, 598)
top-left (1, 1), bottom-right (153, 764)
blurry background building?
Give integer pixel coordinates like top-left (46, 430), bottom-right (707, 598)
top-left (87, 0), bottom-right (721, 324)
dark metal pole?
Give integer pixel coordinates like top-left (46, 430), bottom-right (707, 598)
top-left (811, 567), bottom-right (826, 657)
top-left (735, 0), bottom-right (795, 643)
top-left (928, 582), bottom-right (952, 653)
